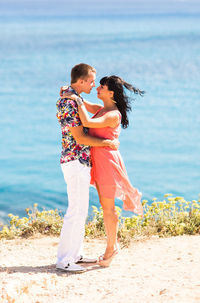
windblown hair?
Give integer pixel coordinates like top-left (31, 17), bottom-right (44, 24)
top-left (100, 76), bottom-right (145, 128)
top-left (71, 63), bottom-right (96, 84)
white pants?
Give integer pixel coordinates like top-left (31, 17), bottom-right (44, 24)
top-left (57, 160), bottom-right (91, 266)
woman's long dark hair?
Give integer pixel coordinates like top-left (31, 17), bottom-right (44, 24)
top-left (100, 76), bottom-right (145, 128)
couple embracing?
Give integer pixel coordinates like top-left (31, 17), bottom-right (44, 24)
top-left (56, 63), bottom-right (144, 272)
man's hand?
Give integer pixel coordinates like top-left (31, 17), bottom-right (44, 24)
top-left (69, 125), bottom-right (120, 149)
top-left (107, 139), bottom-right (120, 150)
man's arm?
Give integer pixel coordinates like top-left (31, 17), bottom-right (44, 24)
top-left (69, 125), bottom-right (119, 149)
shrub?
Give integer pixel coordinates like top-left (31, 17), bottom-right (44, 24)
top-left (0, 196), bottom-right (200, 246)
top-left (0, 204), bottom-right (63, 239)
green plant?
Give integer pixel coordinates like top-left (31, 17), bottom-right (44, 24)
top-left (0, 204), bottom-right (63, 239)
top-left (0, 196), bottom-right (200, 245)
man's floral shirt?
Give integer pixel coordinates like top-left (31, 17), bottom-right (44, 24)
top-left (56, 86), bottom-right (91, 167)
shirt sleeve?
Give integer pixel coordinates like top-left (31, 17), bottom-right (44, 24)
top-left (57, 99), bottom-right (82, 128)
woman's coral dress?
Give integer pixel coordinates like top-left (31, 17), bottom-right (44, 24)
top-left (89, 109), bottom-right (143, 216)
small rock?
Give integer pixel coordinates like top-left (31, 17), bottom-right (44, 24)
top-left (159, 289), bottom-right (167, 295)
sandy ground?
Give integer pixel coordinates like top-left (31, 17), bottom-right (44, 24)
top-left (0, 235), bottom-right (200, 303)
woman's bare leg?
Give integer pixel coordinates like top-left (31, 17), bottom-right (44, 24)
top-left (95, 183), bottom-right (119, 259)
top-left (95, 182), bottom-right (108, 238)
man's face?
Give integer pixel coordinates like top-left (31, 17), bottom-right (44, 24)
top-left (81, 72), bottom-right (96, 94)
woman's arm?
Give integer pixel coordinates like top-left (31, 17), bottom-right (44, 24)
top-left (60, 89), bottom-right (120, 128)
top-left (82, 99), bottom-right (103, 114)
top-left (60, 86), bottom-right (103, 114)
top-left (76, 99), bottom-right (120, 129)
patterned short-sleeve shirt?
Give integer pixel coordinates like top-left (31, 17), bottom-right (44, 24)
top-left (56, 86), bottom-right (91, 167)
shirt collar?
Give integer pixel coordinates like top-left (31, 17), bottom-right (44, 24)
top-left (69, 86), bottom-right (79, 96)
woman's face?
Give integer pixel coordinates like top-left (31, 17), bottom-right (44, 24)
top-left (96, 84), bottom-right (113, 100)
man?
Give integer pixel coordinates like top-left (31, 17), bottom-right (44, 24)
top-left (56, 63), bottom-right (118, 272)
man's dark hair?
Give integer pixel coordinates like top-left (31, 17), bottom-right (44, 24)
top-left (71, 63), bottom-right (96, 84)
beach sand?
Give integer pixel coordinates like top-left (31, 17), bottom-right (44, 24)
top-left (0, 235), bottom-right (200, 303)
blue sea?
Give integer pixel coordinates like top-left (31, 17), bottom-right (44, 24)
top-left (0, 1), bottom-right (200, 223)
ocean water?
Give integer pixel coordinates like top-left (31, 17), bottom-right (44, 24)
top-left (1, 2), bottom-right (200, 223)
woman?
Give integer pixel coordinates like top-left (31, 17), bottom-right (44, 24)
top-left (63, 76), bottom-right (144, 267)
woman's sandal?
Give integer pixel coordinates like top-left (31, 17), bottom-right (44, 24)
top-left (98, 244), bottom-right (120, 267)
